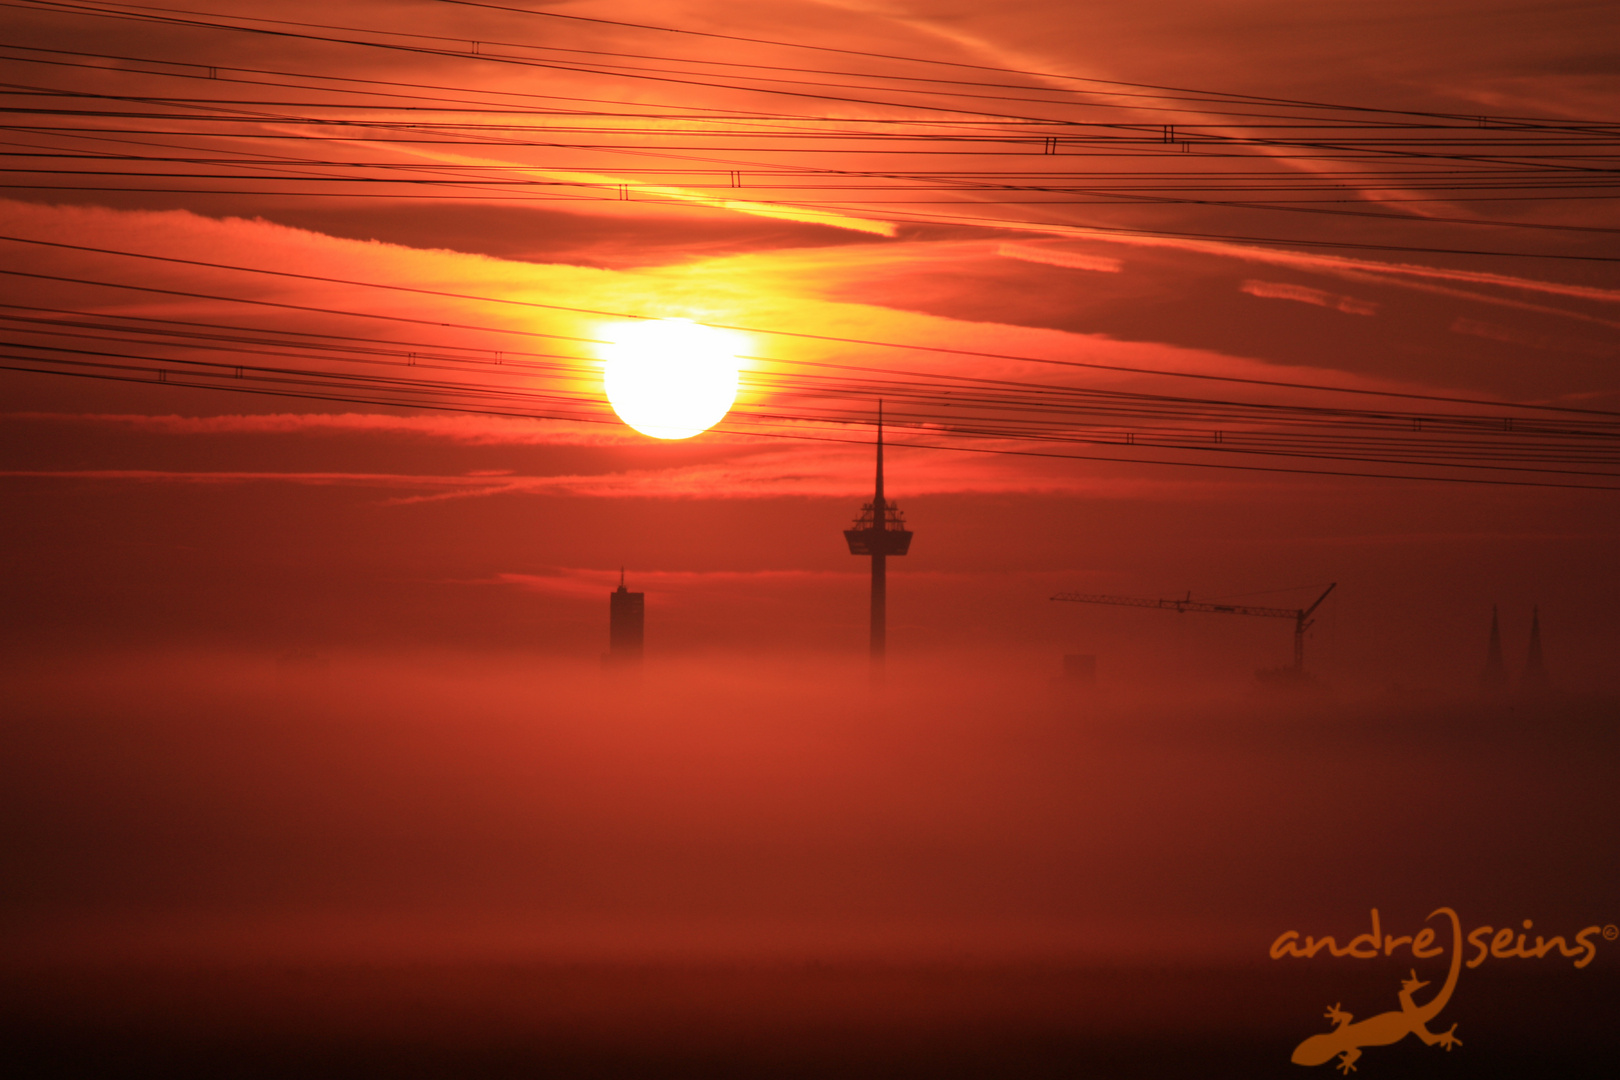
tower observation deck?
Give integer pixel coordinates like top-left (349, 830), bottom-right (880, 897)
top-left (844, 404), bottom-right (912, 674)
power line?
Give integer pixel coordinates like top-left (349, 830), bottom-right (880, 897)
top-left (3, 0), bottom-right (1616, 495)
top-left (5, 296), bottom-right (1616, 482)
top-left (6, 233), bottom-right (1617, 417)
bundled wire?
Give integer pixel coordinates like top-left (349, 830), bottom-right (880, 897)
top-left (1, 0), bottom-right (1616, 491)
top-left (2, 234), bottom-right (1616, 490)
top-left (1, 0), bottom-right (1617, 257)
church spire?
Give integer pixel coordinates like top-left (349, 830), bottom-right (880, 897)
top-left (1523, 604), bottom-right (1548, 692)
top-left (1481, 604), bottom-right (1507, 692)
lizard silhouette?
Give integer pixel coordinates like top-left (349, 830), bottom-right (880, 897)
top-left (1290, 907), bottom-right (1463, 1073)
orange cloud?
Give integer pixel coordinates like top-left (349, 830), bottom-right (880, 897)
top-left (1240, 280), bottom-right (1378, 316)
top-left (478, 567), bottom-right (866, 602)
top-left (996, 243), bottom-right (1122, 273)
top-left (8, 412), bottom-right (644, 446)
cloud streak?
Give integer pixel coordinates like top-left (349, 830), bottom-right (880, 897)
top-left (1240, 280), bottom-right (1378, 316)
top-left (1, 445), bottom-right (1209, 502)
top-left (997, 243), bottom-right (1122, 273)
top-left (6, 411), bottom-right (643, 446)
top-left (1099, 232), bottom-right (1620, 305)
top-left (477, 567), bottom-right (868, 602)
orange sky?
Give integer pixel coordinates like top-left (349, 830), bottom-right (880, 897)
top-left (2, 0), bottom-right (1616, 689)
top-left (3, 12), bottom-right (1619, 1069)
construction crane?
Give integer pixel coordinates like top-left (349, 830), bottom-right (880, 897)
top-left (1051, 583), bottom-right (1337, 677)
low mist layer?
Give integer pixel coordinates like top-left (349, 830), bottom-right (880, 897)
top-left (5, 651), bottom-right (1615, 1077)
top-left (5, 650), bottom-right (1613, 965)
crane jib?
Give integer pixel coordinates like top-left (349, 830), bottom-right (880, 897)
top-left (1049, 584), bottom-right (1338, 676)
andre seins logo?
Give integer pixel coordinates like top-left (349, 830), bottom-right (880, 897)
top-left (1270, 907), bottom-right (1610, 1073)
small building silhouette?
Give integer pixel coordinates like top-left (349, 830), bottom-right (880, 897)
top-left (608, 569), bottom-right (644, 666)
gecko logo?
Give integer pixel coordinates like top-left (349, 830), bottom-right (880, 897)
top-left (1269, 907), bottom-right (1610, 1074)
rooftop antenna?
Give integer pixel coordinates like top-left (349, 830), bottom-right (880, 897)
top-left (608, 568), bottom-right (643, 668)
top-left (844, 402), bottom-right (912, 683)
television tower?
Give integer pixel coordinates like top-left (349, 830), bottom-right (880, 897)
top-left (844, 404), bottom-right (912, 677)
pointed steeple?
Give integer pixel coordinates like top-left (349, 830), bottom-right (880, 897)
top-left (1481, 604), bottom-right (1508, 692)
top-left (1522, 604), bottom-right (1548, 692)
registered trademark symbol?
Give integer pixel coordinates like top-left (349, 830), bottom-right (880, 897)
top-left (1604, 925), bottom-right (1618, 941)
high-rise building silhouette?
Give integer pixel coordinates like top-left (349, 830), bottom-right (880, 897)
top-left (1481, 604), bottom-right (1507, 692)
top-left (609, 569), bottom-right (644, 666)
top-left (844, 404), bottom-right (911, 677)
top-left (1522, 604), bottom-right (1549, 692)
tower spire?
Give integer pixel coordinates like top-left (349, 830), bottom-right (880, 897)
top-left (874, 399), bottom-right (884, 518)
top-left (844, 401), bottom-right (912, 684)
top-left (1482, 604), bottom-right (1507, 692)
top-left (1523, 604), bottom-right (1548, 692)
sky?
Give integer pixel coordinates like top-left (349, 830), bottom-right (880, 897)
top-left (1, 0), bottom-right (1616, 686)
top-left (1, 3), bottom-right (1618, 1072)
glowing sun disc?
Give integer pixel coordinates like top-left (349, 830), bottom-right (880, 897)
top-left (602, 318), bottom-right (741, 439)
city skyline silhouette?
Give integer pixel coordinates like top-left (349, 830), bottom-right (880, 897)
top-left (1, 1), bottom-right (1615, 1076)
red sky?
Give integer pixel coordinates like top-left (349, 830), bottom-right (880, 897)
top-left (2, 2), bottom-right (1619, 1030)
top-left (3, 0), bottom-right (1616, 688)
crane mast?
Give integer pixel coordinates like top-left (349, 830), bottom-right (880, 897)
top-left (1051, 584), bottom-right (1337, 676)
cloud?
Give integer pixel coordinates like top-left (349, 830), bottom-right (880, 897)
top-left (1080, 230), bottom-right (1620, 306)
top-left (337, 137), bottom-right (898, 238)
top-left (1240, 280), bottom-right (1378, 316)
top-left (10, 196), bottom-right (1588, 480)
top-left (0, 199), bottom-right (1494, 409)
top-left (477, 567), bottom-right (866, 602)
top-left (996, 243), bottom-right (1122, 273)
top-left (377, 444), bottom-right (1167, 504)
top-left (0, 469), bottom-right (490, 489)
top-left (1331, 268), bottom-right (1620, 333)
top-left (1, 442), bottom-right (1212, 503)
top-left (1452, 317), bottom-right (1537, 348)
top-left (1448, 317), bottom-right (1614, 359)
top-left (7, 411), bottom-right (643, 446)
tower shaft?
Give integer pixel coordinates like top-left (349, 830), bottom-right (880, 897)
top-left (871, 552), bottom-right (886, 662)
top-left (870, 403), bottom-right (886, 666)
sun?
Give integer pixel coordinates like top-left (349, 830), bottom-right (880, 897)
top-left (600, 318), bottom-right (743, 440)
